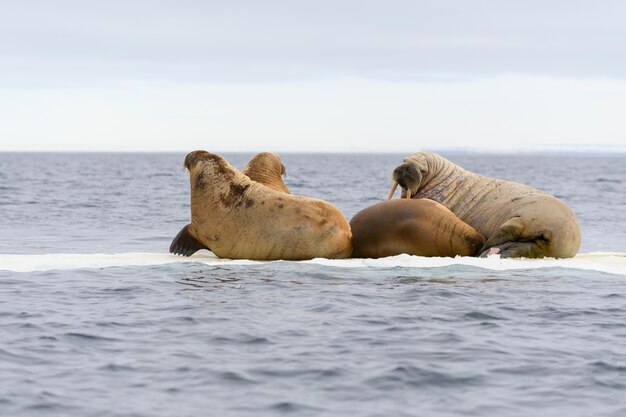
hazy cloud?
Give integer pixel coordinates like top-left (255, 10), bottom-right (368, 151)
top-left (2, 0), bottom-right (626, 86)
top-left (2, 1), bottom-right (625, 152)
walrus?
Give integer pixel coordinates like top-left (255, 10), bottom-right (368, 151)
top-left (389, 152), bottom-right (581, 258)
top-left (170, 150), bottom-right (352, 260)
top-left (350, 199), bottom-right (485, 258)
top-left (242, 152), bottom-right (289, 193)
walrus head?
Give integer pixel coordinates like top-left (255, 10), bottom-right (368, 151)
top-left (184, 150), bottom-right (255, 220)
top-left (242, 152), bottom-right (289, 193)
top-left (184, 150), bottom-right (229, 173)
top-left (389, 160), bottom-right (424, 199)
top-left (183, 150), bottom-right (238, 193)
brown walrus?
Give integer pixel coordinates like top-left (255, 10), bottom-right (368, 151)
top-left (242, 152), bottom-right (289, 193)
top-left (170, 151), bottom-right (352, 260)
top-left (389, 152), bottom-right (581, 258)
top-left (350, 199), bottom-right (485, 258)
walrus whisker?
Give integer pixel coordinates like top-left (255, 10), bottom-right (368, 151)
top-left (387, 181), bottom-right (398, 200)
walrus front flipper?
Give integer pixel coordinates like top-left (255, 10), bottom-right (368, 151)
top-left (169, 224), bottom-right (207, 256)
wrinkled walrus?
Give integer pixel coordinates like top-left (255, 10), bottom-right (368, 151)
top-left (242, 152), bottom-right (289, 193)
top-left (170, 151), bottom-right (352, 260)
top-left (350, 199), bottom-right (485, 258)
top-left (389, 152), bottom-right (581, 258)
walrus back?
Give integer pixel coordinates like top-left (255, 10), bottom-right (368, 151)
top-left (190, 170), bottom-right (351, 260)
top-left (227, 189), bottom-right (352, 260)
top-left (350, 199), bottom-right (485, 258)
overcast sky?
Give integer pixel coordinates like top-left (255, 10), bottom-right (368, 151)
top-left (2, 0), bottom-right (625, 152)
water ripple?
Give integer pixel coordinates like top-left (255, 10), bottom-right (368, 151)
top-left (64, 332), bottom-right (120, 342)
top-left (366, 365), bottom-right (484, 389)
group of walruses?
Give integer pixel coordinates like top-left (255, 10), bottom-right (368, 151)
top-left (170, 151), bottom-right (581, 260)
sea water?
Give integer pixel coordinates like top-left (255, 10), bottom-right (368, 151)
top-left (1, 152), bottom-right (626, 417)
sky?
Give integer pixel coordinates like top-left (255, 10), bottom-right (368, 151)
top-left (1, 0), bottom-right (626, 153)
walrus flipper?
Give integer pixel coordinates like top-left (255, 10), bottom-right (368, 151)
top-left (478, 217), bottom-right (545, 258)
top-left (170, 224), bottom-right (208, 257)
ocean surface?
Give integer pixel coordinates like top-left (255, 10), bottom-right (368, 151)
top-left (1, 152), bottom-right (626, 417)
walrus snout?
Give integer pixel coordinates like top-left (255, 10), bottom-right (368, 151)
top-left (391, 163), bottom-right (422, 199)
top-left (392, 164), bottom-right (417, 184)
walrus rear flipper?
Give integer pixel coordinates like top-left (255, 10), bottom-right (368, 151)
top-left (478, 217), bottom-right (550, 258)
top-left (170, 224), bottom-right (208, 256)
top-left (478, 217), bottom-right (525, 257)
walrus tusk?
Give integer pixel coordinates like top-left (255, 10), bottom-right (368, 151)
top-left (387, 181), bottom-right (398, 200)
top-left (405, 190), bottom-right (412, 199)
